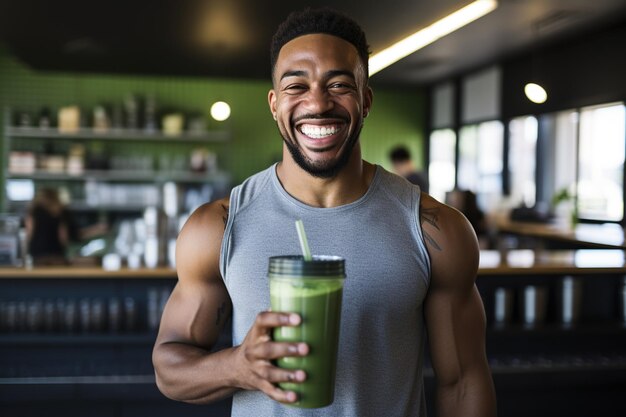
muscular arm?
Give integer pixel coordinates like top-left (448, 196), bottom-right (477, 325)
top-left (420, 194), bottom-right (497, 417)
top-left (152, 197), bottom-right (308, 405)
top-left (152, 198), bottom-right (236, 403)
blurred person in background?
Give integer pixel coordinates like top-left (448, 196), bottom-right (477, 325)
top-left (389, 144), bottom-right (429, 193)
top-left (446, 188), bottom-right (490, 248)
top-left (25, 187), bottom-right (71, 265)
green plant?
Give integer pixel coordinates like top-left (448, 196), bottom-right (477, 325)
top-left (552, 187), bottom-right (573, 206)
top-left (552, 186), bottom-right (578, 227)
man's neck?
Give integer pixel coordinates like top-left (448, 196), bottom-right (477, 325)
top-left (276, 151), bottom-right (375, 208)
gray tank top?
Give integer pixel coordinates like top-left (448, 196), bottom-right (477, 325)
top-left (220, 164), bottom-right (431, 417)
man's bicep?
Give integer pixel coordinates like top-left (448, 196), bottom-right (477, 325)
top-left (158, 278), bottom-right (231, 349)
top-left (156, 199), bottom-right (232, 349)
top-left (422, 200), bottom-right (486, 385)
top-left (425, 280), bottom-right (488, 386)
top-left (420, 155), bottom-right (495, 414)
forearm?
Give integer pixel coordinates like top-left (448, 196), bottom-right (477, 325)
top-left (435, 367), bottom-right (497, 417)
top-left (153, 342), bottom-right (241, 404)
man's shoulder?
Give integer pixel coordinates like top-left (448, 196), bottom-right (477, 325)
top-left (175, 197), bottom-right (231, 284)
top-left (420, 193), bottom-right (475, 237)
top-left (179, 198), bottom-right (230, 245)
top-left (420, 193), bottom-right (479, 287)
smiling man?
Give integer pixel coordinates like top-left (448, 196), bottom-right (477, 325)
top-left (153, 7), bottom-right (496, 417)
top-left (269, 31), bottom-right (371, 180)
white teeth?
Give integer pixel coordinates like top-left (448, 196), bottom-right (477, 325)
top-left (301, 125), bottom-right (339, 139)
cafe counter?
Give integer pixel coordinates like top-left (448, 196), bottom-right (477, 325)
top-left (0, 266), bottom-right (177, 279)
top-left (2, 250), bottom-right (626, 417)
top-left (496, 218), bottom-right (626, 249)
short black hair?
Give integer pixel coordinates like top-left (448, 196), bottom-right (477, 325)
top-left (389, 145), bottom-right (412, 163)
top-left (270, 7), bottom-right (370, 81)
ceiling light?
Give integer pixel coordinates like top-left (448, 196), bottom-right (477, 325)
top-left (210, 101), bottom-right (231, 121)
top-left (369, 0), bottom-right (498, 76)
top-left (524, 83), bottom-right (548, 104)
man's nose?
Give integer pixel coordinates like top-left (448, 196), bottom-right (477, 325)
top-left (303, 88), bottom-right (334, 115)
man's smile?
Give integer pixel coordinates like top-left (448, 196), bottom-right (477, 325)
top-left (293, 121), bottom-right (348, 151)
top-left (298, 123), bottom-right (343, 139)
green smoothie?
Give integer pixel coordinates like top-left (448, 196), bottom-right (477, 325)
top-left (269, 256), bottom-right (345, 408)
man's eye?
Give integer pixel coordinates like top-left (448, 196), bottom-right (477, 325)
top-left (330, 83), bottom-right (354, 91)
top-left (284, 84), bottom-right (306, 92)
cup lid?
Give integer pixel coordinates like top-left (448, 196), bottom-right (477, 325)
top-left (268, 255), bottom-right (345, 277)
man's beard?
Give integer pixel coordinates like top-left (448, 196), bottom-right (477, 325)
top-left (281, 120), bottom-right (363, 179)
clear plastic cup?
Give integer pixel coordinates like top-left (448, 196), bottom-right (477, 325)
top-left (269, 255), bottom-right (345, 408)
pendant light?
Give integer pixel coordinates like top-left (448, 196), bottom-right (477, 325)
top-left (524, 82), bottom-right (547, 104)
top-left (210, 101), bottom-right (231, 121)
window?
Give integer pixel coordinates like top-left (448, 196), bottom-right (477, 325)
top-left (514, 104), bottom-right (625, 223)
top-left (508, 116), bottom-right (538, 207)
top-left (577, 103), bottom-right (625, 221)
top-left (457, 121), bottom-right (503, 210)
top-left (428, 129), bottom-right (456, 203)
top-left (553, 111), bottom-right (578, 195)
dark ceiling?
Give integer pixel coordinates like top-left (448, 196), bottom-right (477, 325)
top-left (1, 0), bottom-right (626, 87)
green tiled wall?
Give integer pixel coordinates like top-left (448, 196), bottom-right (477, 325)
top-left (1, 46), bottom-right (425, 198)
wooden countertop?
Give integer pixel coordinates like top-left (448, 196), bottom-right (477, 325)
top-left (496, 218), bottom-right (626, 249)
top-left (0, 266), bottom-right (177, 279)
top-left (479, 249), bottom-right (626, 275)
top-left (2, 249), bottom-right (626, 278)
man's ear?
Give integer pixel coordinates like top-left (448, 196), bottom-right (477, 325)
top-left (268, 89), bottom-right (277, 120)
top-left (363, 86), bottom-right (373, 118)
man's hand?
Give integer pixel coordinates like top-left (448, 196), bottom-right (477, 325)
top-left (233, 311), bottom-right (309, 403)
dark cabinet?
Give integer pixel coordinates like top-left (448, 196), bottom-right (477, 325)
top-left (472, 250), bottom-right (626, 417)
top-left (0, 270), bottom-right (231, 417)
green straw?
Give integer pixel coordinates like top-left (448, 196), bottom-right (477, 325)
top-left (295, 219), bottom-right (312, 261)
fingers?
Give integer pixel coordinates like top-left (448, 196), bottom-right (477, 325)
top-left (254, 311), bottom-right (301, 331)
top-left (236, 310), bottom-right (310, 403)
top-left (249, 340), bottom-right (308, 361)
top-left (247, 311), bottom-right (307, 360)
top-left (257, 366), bottom-right (307, 384)
top-left (256, 369), bottom-right (307, 404)
top-left (261, 380), bottom-right (298, 403)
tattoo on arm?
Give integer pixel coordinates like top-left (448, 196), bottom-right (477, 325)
top-left (420, 207), bottom-right (442, 251)
top-left (220, 203), bottom-right (229, 228)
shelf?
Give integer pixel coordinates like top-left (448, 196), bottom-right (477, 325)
top-left (2, 111), bottom-right (233, 215)
top-left (5, 200), bottom-right (156, 212)
top-left (0, 329), bottom-right (232, 349)
top-left (0, 374), bottom-right (155, 385)
top-left (66, 203), bottom-right (160, 212)
top-left (6, 126), bottom-right (230, 143)
top-left (478, 249), bottom-right (626, 275)
top-left (422, 353), bottom-right (626, 377)
top-left (488, 353), bottom-right (626, 374)
top-left (7, 169), bottom-right (231, 183)
top-left (487, 322), bottom-right (626, 335)
top-left (0, 333), bottom-right (157, 346)
top-left (0, 266), bottom-right (177, 278)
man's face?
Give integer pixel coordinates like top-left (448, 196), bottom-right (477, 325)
top-left (268, 33), bottom-right (372, 178)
